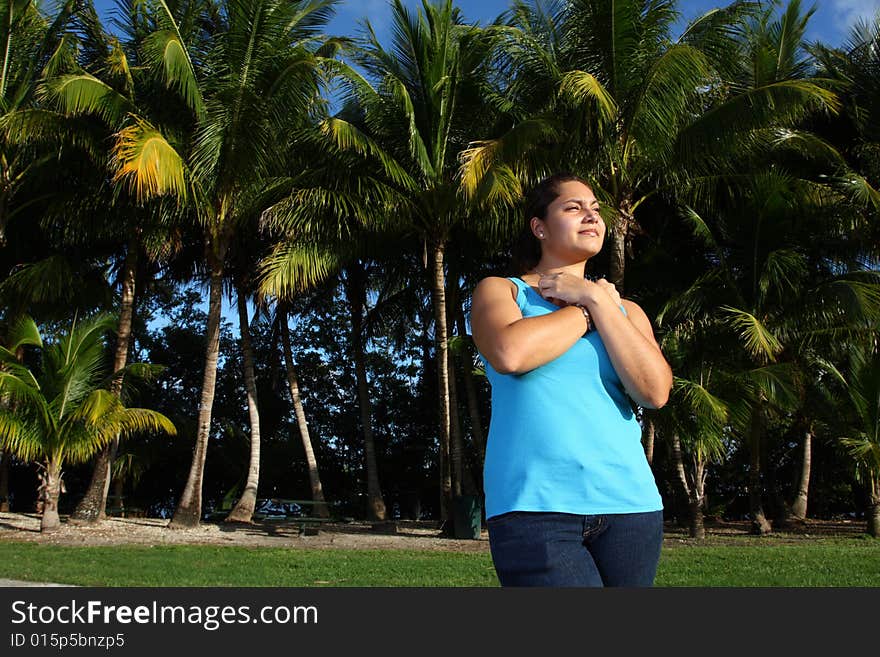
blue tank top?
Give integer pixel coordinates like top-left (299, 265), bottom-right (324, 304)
top-left (480, 277), bottom-right (663, 519)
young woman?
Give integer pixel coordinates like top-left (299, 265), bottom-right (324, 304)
top-left (470, 173), bottom-right (672, 587)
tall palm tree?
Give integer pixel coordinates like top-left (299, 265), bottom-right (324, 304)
top-left (222, 285), bottom-right (262, 523)
top-left (317, 0), bottom-right (501, 521)
top-left (13, 1), bottom-right (194, 522)
top-left (42, 0), bottom-right (342, 527)
top-left (276, 302), bottom-right (329, 516)
top-left (0, 314), bottom-right (175, 531)
top-left (461, 0), bottom-right (728, 290)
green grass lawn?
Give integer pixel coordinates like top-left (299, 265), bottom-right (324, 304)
top-left (1, 539), bottom-right (878, 586)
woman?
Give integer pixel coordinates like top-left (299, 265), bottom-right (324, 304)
top-left (470, 173), bottom-right (672, 587)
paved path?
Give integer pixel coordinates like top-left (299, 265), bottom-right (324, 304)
top-left (0, 579), bottom-right (72, 587)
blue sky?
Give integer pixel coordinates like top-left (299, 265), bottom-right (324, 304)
top-left (89, 0), bottom-right (880, 48)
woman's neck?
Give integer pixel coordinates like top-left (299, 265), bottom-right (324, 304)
top-left (528, 256), bottom-right (588, 279)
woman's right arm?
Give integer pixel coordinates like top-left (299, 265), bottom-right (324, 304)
top-left (470, 277), bottom-right (590, 374)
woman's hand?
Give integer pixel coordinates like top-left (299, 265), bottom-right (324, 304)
top-left (537, 272), bottom-right (586, 306)
top-left (593, 278), bottom-right (621, 307)
top-left (538, 272), bottom-right (621, 308)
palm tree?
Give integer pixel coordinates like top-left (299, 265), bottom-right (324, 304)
top-left (656, 302), bottom-right (732, 539)
top-left (40, 0), bottom-right (341, 527)
top-left (343, 261), bottom-right (387, 520)
top-left (259, 210), bottom-right (391, 520)
top-left (277, 302), bottom-right (330, 517)
top-left (222, 285), bottom-right (263, 523)
top-left (820, 341), bottom-right (880, 537)
top-left (0, 314), bottom-right (175, 531)
top-left (24, 0), bottom-right (336, 527)
top-left (318, 0), bottom-right (501, 521)
top-left (11, 1), bottom-right (195, 523)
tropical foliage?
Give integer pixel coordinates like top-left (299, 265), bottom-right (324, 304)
top-left (0, 314), bottom-right (175, 531)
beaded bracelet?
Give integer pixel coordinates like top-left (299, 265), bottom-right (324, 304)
top-left (574, 303), bottom-right (592, 332)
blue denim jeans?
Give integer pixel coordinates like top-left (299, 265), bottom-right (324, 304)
top-left (487, 510), bottom-right (664, 587)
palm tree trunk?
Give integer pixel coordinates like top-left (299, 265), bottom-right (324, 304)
top-left (692, 459), bottom-right (707, 539)
top-left (73, 242), bottom-right (139, 522)
top-left (868, 476), bottom-right (880, 539)
top-left (0, 450), bottom-right (9, 511)
top-left (608, 197), bottom-right (633, 293)
top-left (344, 265), bottom-right (386, 521)
top-left (748, 406), bottom-right (772, 535)
top-left (446, 281), bottom-right (465, 498)
top-left (111, 476), bottom-right (124, 517)
top-left (280, 309), bottom-right (328, 517)
top-left (41, 458), bottom-right (62, 533)
top-left (673, 432), bottom-right (705, 539)
top-left (429, 240), bottom-right (453, 527)
top-left (170, 256), bottom-right (224, 529)
top-left (790, 425), bottom-right (812, 521)
top-left (455, 301), bottom-right (486, 471)
top-left (642, 411), bottom-right (656, 466)
top-left (225, 291), bottom-right (262, 523)
top-left (447, 348), bottom-right (467, 497)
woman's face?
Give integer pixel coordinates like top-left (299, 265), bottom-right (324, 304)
top-left (531, 180), bottom-right (605, 260)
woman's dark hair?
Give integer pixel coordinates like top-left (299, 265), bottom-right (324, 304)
top-left (511, 172), bottom-right (592, 275)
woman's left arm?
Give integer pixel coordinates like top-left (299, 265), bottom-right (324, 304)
top-left (587, 295), bottom-right (672, 409)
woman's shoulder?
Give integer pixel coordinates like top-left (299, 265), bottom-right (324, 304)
top-left (475, 275), bottom-right (519, 291)
top-left (620, 299), bottom-right (648, 318)
top-left (473, 276), bottom-right (521, 303)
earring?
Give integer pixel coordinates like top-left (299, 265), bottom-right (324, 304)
top-left (539, 232), bottom-right (544, 238)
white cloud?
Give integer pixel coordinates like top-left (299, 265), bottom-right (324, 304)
top-left (826, 0), bottom-right (880, 33)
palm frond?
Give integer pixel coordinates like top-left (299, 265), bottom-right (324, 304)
top-left (113, 117), bottom-right (188, 201)
top-left (0, 108), bottom-right (103, 158)
top-left (0, 410), bottom-right (41, 463)
top-left (389, 75), bottom-right (435, 180)
top-left (258, 242), bottom-right (341, 299)
top-left (679, 205), bottom-right (722, 254)
top-left (141, 28), bottom-right (205, 119)
top-left (657, 269), bottom-right (729, 326)
top-left (0, 254), bottom-right (113, 312)
top-left (677, 79), bottom-right (840, 167)
top-left (758, 248), bottom-right (808, 306)
top-left (0, 370), bottom-right (45, 413)
top-left (719, 305), bottom-right (783, 362)
top-left (558, 69), bottom-right (617, 127)
top-left (40, 72), bottom-right (134, 126)
top-left (64, 392), bottom-right (176, 464)
top-left (744, 362), bottom-right (801, 411)
top-left (459, 117), bottom-right (558, 201)
top-left (5, 314), bottom-right (42, 351)
top-left (673, 376), bottom-right (729, 426)
top-left (319, 117), bottom-right (416, 190)
top-left (839, 436), bottom-right (880, 471)
top-left (629, 43), bottom-right (713, 158)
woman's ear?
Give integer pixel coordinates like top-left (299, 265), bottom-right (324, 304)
top-left (530, 217), bottom-right (545, 239)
